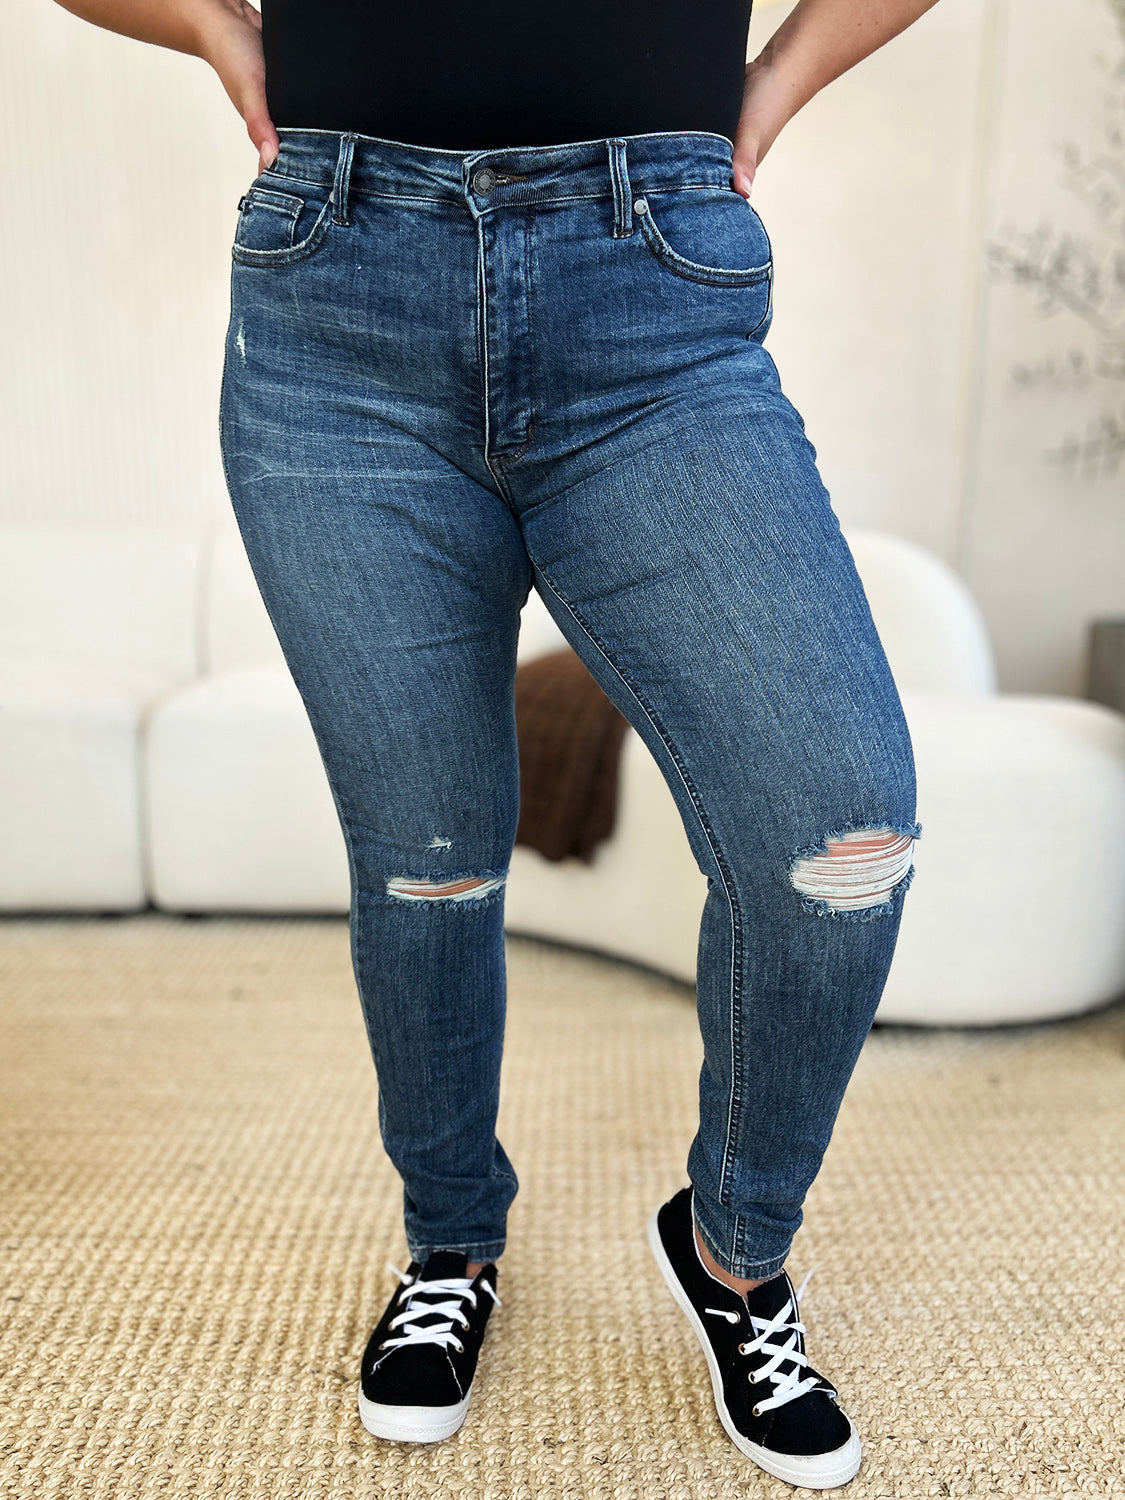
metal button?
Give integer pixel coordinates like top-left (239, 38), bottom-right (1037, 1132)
top-left (473, 167), bottom-right (498, 194)
top-left (633, 197), bottom-right (648, 215)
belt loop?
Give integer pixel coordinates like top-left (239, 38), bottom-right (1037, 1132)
top-left (332, 133), bottom-right (357, 225)
top-left (608, 138), bottom-right (633, 238)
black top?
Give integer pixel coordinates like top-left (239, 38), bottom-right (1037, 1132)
top-left (261, 1), bottom-right (753, 151)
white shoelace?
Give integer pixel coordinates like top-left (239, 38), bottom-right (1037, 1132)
top-left (379, 1261), bottom-right (502, 1355)
top-left (705, 1268), bottom-right (821, 1416)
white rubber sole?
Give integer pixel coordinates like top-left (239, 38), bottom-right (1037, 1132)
top-left (357, 1389), bottom-right (472, 1444)
top-left (646, 1207), bottom-right (863, 1491)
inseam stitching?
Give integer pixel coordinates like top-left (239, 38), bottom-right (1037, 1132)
top-left (528, 565), bottom-right (747, 1215)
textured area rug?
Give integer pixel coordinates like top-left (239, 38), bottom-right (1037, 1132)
top-left (1, 915), bottom-right (1122, 1498)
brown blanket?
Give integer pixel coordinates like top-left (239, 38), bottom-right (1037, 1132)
top-left (514, 648), bottom-right (630, 863)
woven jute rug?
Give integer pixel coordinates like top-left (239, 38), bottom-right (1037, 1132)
top-left (1, 915), bottom-right (1122, 1499)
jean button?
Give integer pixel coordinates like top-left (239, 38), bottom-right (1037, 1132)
top-left (473, 167), bottom-right (498, 194)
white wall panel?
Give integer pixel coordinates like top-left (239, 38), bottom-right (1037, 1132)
top-left (747, 0), bottom-right (990, 560)
top-left (1, 2), bottom-right (252, 527)
top-left (960, 0), bottom-right (1125, 691)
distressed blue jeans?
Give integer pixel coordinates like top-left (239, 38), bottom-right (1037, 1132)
top-left (218, 127), bottom-right (920, 1278)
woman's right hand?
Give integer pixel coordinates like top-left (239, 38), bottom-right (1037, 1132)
top-left (196, 1), bottom-right (279, 172)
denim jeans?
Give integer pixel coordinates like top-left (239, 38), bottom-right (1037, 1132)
top-left (218, 127), bottom-right (920, 1278)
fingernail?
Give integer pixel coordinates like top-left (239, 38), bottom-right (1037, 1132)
top-left (260, 144), bottom-right (277, 170)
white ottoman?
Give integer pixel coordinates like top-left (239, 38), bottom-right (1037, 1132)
top-left (880, 691), bottom-right (1125, 1024)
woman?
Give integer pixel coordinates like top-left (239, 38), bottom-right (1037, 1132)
top-left (58, 0), bottom-right (934, 1489)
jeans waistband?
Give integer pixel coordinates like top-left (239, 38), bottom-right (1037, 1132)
top-left (268, 127), bottom-right (738, 229)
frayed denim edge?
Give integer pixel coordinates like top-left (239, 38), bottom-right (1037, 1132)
top-left (379, 866), bottom-right (510, 910)
top-left (791, 819), bottom-right (922, 923)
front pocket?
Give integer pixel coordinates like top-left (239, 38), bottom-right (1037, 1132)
top-left (635, 188), bottom-right (772, 288)
top-left (232, 180), bottom-right (334, 267)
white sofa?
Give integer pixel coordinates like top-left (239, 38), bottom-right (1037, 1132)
top-left (4, 522), bottom-right (1124, 1026)
top-left (0, 529), bottom-right (201, 909)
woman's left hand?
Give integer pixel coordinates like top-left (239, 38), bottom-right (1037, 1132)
top-left (730, 56), bottom-right (792, 200)
top-left (730, 0), bottom-right (943, 201)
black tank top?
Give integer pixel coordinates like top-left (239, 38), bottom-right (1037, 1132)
top-left (261, 1), bottom-right (753, 151)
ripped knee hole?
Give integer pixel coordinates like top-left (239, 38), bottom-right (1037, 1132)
top-left (790, 828), bottom-right (915, 913)
top-left (386, 873), bottom-right (506, 903)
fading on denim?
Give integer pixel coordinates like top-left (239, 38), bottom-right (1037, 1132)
top-left (219, 126), bottom-right (919, 1278)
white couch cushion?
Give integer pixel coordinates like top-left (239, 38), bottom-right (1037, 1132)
top-left (0, 657), bottom-right (169, 909)
top-left (506, 726), bottom-right (705, 982)
top-left (144, 665), bottom-right (349, 912)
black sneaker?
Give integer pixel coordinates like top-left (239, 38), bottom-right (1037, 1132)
top-left (357, 1250), bottom-right (500, 1444)
top-left (648, 1187), bottom-right (861, 1490)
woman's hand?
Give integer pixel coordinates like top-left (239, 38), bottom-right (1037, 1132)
top-left (53, 0), bottom-right (279, 170)
top-left (730, 0), bottom-right (942, 201)
top-left (195, 1), bottom-right (278, 171)
top-left (731, 57), bottom-right (795, 200)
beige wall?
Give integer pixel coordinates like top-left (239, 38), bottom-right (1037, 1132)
top-left (750, 0), bottom-right (1125, 693)
top-left (4, 0), bottom-right (1123, 692)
